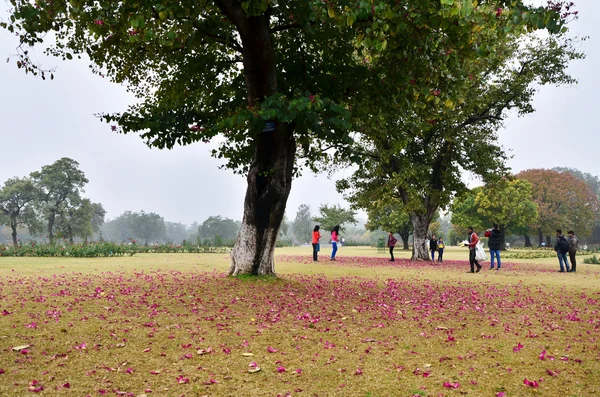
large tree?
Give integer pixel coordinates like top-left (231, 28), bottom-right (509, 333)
top-left (3, 0), bottom-right (573, 274)
top-left (517, 169), bottom-right (600, 245)
top-left (451, 178), bottom-right (539, 250)
top-left (57, 199), bottom-right (106, 244)
top-left (0, 177), bottom-right (40, 246)
top-left (312, 204), bottom-right (357, 233)
top-left (338, 21), bottom-right (581, 260)
top-left (30, 158), bottom-right (89, 244)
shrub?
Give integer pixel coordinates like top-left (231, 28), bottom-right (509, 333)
top-left (584, 255), bottom-right (600, 264)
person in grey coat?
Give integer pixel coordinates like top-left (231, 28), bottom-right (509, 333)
top-left (567, 230), bottom-right (579, 272)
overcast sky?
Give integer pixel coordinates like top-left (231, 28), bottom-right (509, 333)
top-left (1, 1), bottom-right (598, 226)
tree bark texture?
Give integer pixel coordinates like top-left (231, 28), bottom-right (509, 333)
top-left (524, 235), bottom-right (532, 248)
top-left (218, 3), bottom-right (296, 276)
top-left (411, 212), bottom-right (435, 261)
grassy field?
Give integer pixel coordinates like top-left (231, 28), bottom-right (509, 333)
top-left (1, 247), bottom-right (599, 396)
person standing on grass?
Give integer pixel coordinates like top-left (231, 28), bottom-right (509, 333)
top-left (387, 232), bottom-right (397, 262)
top-left (554, 229), bottom-right (571, 273)
top-left (429, 235), bottom-right (437, 261)
top-left (568, 230), bottom-right (579, 272)
top-left (330, 225), bottom-right (340, 261)
top-left (312, 225), bottom-right (321, 262)
top-left (465, 226), bottom-right (482, 273)
top-left (437, 237), bottom-right (445, 263)
top-left (485, 223), bottom-right (503, 270)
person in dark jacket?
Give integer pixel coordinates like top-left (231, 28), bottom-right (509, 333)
top-left (429, 235), bottom-right (437, 261)
top-left (554, 229), bottom-right (571, 273)
top-left (437, 237), bottom-right (445, 263)
top-left (387, 232), bottom-right (397, 262)
top-left (484, 224), bottom-right (503, 270)
top-left (567, 230), bottom-right (579, 272)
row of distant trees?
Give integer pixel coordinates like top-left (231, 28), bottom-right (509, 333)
top-left (0, 158), bottom-right (105, 246)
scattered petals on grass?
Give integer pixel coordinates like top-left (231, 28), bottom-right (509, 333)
top-left (523, 378), bottom-right (539, 388)
top-left (443, 382), bottom-right (460, 389)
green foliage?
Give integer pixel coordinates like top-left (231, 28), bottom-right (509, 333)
top-left (503, 248), bottom-right (592, 260)
top-left (101, 210), bottom-right (166, 244)
top-left (0, 177), bottom-right (40, 244)
top-left (0, 241), bottom-right (230, 257)
top-left (312, 204), bottom-right (357, 233)
top-left (292, 204), bottom-right (313, 244)
top-left (197, 216), bottom-right (241, 244)
top-left (583, 255), bottom-right (600, 265)
top-left (30, 158), bottom-right (89, 242)
top-left (2, 0), bottom-right (572, 175)
top-left (451, 178), bottom-right (539, 236)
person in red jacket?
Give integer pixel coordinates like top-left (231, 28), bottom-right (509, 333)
top-left (387, 232), bottom-right (397, 262)
top-left (312, 225), bottom-right (321, 262)
top-left (465, 226), bottom-right (482, 273)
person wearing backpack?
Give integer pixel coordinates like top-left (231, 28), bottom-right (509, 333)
top-left (554, 229), bottom-right (571, 273)
top-left (484, 223), bottom-right (503, 270)
top-left (567, 230), bottom-right (579, 272)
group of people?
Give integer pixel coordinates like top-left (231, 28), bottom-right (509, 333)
top-left (312, 223), bottom-right (581, 273)
top-left (311, 225), bottom-right (342, 261)
top-left (462, 224), bottom-right (503, 273)
top-left (462, 225), bottom-right (580, 273)
top-left (554, 229), bottom-right (579, 272)
top-left (428, 235), bottom-right (446, 263)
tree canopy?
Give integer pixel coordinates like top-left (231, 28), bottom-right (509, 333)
top-left (312, 204), bottom-right (357, 233)
top-left (451, 178), bottom-right (538, 249)
top-left (338, 11), bottom-right (581, 260)
top-left (3, 0), bottom-right (577, 273)
top-left (0, 177), bottom-right (40, 246)
top-left (517, 169), bottom-right (600, 244)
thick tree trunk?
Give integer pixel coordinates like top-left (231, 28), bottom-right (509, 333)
top-left (524, 235), bottom-right (532, 248)
top-left (411, 213), bottom-right (434, 261)
top-left (398, 228), bottom-right (411, 250)
top-left (545, 235), bottom-right (552, 247)
top-left (537, 228), bottom-right (543, 247)
top-left (220, 4), bottom-right (296, 276)
top-left (401, 235), bottom-right (409, 250)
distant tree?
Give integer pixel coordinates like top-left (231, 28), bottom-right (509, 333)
top-left (198, 216), bottom-right (240, 245)
top-left (0, 177), bottom-right (40, 246)
top-left (132, 211), bottom-right (166, 245)
top-left (165, 222), bottom-right (188, 244)
top-left (553, 167), bottom-right (600, 243)
top-left (553, 167), bottom-right (600, 198)
top-left (100, 211), bottom-right (135, 242)
top-left (64, 200), bottom-right (106, 243)
top-left (292, 205), bottom-right (312, 244)
top-left (30, 158), bottom-right (88, 243)
top-left (452, 178), bottom-right (538, 250)
top-left (312, 204), bottom-right (357, 234)
top-left (279, 215), bottom-right (290, 240)
top-left (516, 169), bottom-right (598, 245)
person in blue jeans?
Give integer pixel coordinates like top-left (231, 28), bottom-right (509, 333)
top-left (554, 229), bottom-right (571, 272)
top-left (485, 224), bottom-right (503, 270)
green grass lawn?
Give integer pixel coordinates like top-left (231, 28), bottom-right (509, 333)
top-left (1, 247), bottom-right (599, 396)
